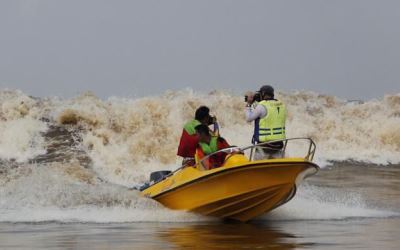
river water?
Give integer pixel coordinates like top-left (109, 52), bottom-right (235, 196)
top-left (0, 90), bottom-right (399, 249)
top-left (1, 163), bottom-right (399, 250)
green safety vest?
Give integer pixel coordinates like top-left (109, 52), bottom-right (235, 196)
top-left (257, 100), bottom-right (287, 142)
top-left (184, 119), bottom-right (201, 135)
top-left (199, 137), bottom-right (218, 155)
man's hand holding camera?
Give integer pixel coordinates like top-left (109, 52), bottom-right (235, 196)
top-left (245, 91), bottom-right (261, 107)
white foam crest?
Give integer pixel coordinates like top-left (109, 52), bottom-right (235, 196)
top-left (0, 89), bottom-right (398, 168)
top-left (263, 185), bottom-right (398, 221)
top-left (0, 90), bottom-right (50, 162)
top-left (0, 207), bottom-right (211, 223)
top-left (283, 92), bottom-right (400, 165)
top-left (0, 118), bottom-right (47, 162)
top-left (1, 89), bottom-right (399, 223)
top-left (41, 89), bottom-right (399, 187)
top-left (0, 162), bottom-right (210, 223)
top-left (0, 163), bottom-right (143, 209)
top-left (0, 160), bottom-right (396, 223)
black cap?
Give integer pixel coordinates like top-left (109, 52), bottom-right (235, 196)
top-left (259, 85), bottom-right (274, 96)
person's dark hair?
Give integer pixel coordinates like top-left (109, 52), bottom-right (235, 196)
top-left (195, 106), bottom-right (210, 121)
top-left (259, 85), bottom-right (274, 99)
top-left (195, 124), bottom-right (210, 136)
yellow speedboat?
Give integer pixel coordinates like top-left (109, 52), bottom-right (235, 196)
top-left (141, 138), bottom-right (319, 222)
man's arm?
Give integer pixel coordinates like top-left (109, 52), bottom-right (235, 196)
top-left (245, 104), bottom-right (267, 122)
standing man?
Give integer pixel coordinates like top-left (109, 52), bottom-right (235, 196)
top-left (177, 106), bottom-right (218, 167)
top-left (245, 85), bottom-right (287, 159)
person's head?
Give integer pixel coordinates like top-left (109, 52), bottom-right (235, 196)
top-left (195, 106), bottom-right (211, 125)
top-left (195, 124), bottom-right (211, 144)
top-left (259, 85), bottom-right (275, 100)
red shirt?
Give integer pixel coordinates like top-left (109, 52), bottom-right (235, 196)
top-left (177, 129), bottom-right (199, 158)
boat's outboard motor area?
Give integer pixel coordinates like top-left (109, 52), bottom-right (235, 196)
top-left (138, 170), bottom-right (172, 191)
top-left (150, 171), bottom-right (172, 183)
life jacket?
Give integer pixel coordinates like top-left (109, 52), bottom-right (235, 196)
top-left (199, 136), bottom-right (218, 155)
top-left (184, 119), bottom-right (201, 135)
top-left (177, 120), bottom-right (201, 158)
top-left (195, 137), bottom-right (228, 170)
top-left (254, 100), bottom-right (287, 143)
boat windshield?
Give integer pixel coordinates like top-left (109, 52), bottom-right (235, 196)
top-left (197, 138), bottom-right (316, 170)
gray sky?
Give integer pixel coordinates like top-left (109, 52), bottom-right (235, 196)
top-left (1, 0), bottom-right (399, 100)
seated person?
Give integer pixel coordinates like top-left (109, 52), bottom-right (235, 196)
top-left (194, 124), bottom-right (230, 170)
top-left (177, 106), bottom-right (218, 167)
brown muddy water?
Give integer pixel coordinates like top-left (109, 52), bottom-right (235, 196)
top-left (1, 163), bottom-right (399, 250)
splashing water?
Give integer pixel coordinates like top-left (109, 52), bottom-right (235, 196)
top-left (0, 89), bottom-right (399, 223)
top-left (265, 185), bottom-right (398, 221)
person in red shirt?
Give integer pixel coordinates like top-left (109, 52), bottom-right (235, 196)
top-left (177, 106), bottom-right (218, 167)
top-left (194, 124), bottom-right (230, 170)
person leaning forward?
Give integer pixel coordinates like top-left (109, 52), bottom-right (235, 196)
top-left (177, 106), bottom-right (218, 167)
top-left (194, 124), bottom-right (230, 170)
top-left (245, 85), bottom-right (287, 159)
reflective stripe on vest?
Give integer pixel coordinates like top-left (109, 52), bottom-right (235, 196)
top-left (257, 100), bottom-right (287, 142)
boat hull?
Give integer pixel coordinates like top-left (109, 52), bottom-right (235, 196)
top-left (142, 158), bottom-right (318, 222)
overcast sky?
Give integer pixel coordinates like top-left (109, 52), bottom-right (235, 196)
top-left (1, 0), bottom-right (399, 100)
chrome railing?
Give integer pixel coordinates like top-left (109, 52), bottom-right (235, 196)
top-left (198, 138), bottom-right (316, 170)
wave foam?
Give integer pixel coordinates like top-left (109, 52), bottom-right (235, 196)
top-left (0, 207), bottom-right (212, 223)
top-left (0, 89), bottom-right (399, 223)
top-left (264, 185), bottom-right (398, 221)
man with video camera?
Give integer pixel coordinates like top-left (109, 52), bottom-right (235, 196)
top-left (245, 85), bottom-right (287, 159)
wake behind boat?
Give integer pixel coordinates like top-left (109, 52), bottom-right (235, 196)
top-left (140, 138), bottom-right (319, 222)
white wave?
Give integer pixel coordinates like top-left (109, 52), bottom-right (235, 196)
top-left (71, 90), bottom-right (400, 175)
top-left (0, 163), bottom-right (395, 223)
top-left (0, 207), bottom-right (212, 223)
top-left (1, 89), bottom-right (399, 168)
top-left (0, 162), bottom-right (210, 223)
top-left (263, 185), bottom-right (398, 221)
top-left (0, 90), bottom-right (49, 162)
top-left (0, 89), bottom-right (399, 223)
top-left (0, 118), bottom-right (47, 162)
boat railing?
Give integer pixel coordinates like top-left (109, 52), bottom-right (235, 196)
top-left (137, 138), bottom-right (317, 189)
top-left (198, 137), bottom-right (316, 170)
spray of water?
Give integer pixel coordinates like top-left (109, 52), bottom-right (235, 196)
top-left (0, 89), bottom-right (399, 222)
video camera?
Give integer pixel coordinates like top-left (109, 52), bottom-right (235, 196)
top-left (208, 115), bottom-right (217, 125)
top-left (244, 91), bottom-right (261, 104)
